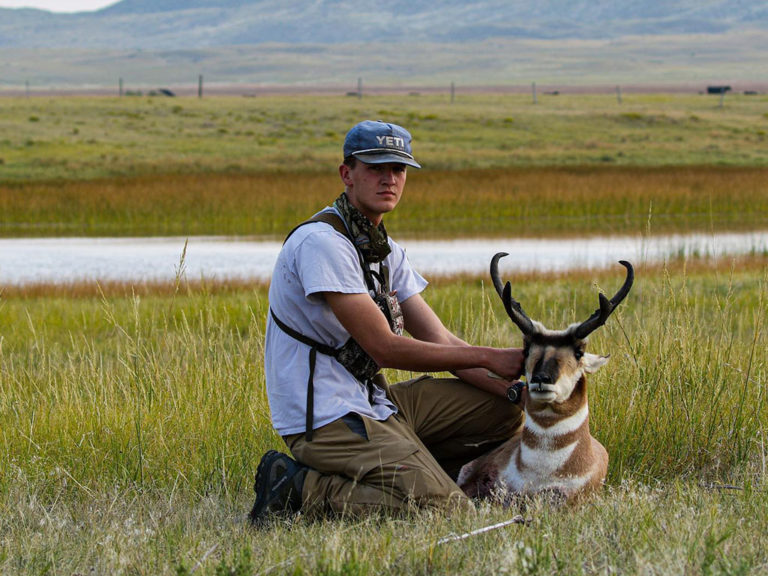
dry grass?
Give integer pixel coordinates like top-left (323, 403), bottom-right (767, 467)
top-left (2, 166), bottom-right (767, 238)
top-left (396, 165), bottom-right (768, 238)
top-left (0, 276), bottom-right (269, 300)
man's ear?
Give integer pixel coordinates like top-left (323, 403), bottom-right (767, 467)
top-left (339, 163), bottom-right (353, 186)
top-left (583, 353), bottom-right (610, 374)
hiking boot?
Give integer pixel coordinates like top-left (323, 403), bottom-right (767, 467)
top-left (248, 450), bottom-right (307, 526)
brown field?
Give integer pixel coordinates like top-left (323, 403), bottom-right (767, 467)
top-left (2, 166), bottom-right (767, 239)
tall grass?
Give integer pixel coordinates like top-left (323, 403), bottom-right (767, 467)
top-left (1, 288), bottom-right (278, 496)
top-left (2, 166), bottom-right (768, 238)
top-left (1, 260), bottom-right (766, 573)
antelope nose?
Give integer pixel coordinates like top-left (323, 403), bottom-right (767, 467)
top-left (530, 374), bottom-right (552, 385)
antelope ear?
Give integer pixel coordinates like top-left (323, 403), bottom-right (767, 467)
top-left (583, 353), bottom-right (610, 373)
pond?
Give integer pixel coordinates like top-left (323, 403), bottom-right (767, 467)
top-left (1, 231), bottom-right (766, 286)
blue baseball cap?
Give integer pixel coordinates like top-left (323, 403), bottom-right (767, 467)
top-left (343, 120), bottom-right (421, 168)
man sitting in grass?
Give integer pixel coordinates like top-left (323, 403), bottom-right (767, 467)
top-left (250, 120), bottom-right (525, 523)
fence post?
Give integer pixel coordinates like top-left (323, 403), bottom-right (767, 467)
top-left (119, 77), bottom-right (123, 97)
top-left (26, 80), bottom-right (30, 99)
top-left (532, 82), bottom-right (537, 104)
top-left (357, 77), bottom-right (362, 99)
top-left (616, 85), bottom-right (622, 104)
top-left (198, 74), bottom-right (203, 99)
top-left (450, 81), bottom-right (455, 104)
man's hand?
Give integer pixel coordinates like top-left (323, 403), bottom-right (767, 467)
top-left (485, 348), bottom-right (525, 382)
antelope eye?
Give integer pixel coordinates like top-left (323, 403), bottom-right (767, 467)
top-left (574, 349), bottom-right (584, 360)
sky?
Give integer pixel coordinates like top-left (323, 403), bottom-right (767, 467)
top-left (0, 0), bottom-right (117, 11)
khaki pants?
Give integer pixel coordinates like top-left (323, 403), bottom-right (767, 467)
top-left (283, 375), bottom-right (523, 516)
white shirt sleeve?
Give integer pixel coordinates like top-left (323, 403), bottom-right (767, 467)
top-left (294, 227), bottom-right (369, 298)
top-left (387, 238), bottom-right (428, 303)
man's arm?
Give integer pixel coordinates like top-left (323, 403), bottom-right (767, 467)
top-left (398, 293), bottom-right (523, 396)
top-left (323, 291), bottom-right (524, 392)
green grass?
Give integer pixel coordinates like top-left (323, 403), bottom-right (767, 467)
top-left (1, 260), bottom-right (767, 573)
top-left (1, 92), bottom-right (767, 183)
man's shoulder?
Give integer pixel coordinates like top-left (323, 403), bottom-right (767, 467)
top-left (288, 221), bottom-right (347, 244)
top-left (284, 219), bottom-right (356, 261)
top-left (285, 208), bottom-right (348, 240)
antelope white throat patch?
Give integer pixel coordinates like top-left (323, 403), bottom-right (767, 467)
top-left (526, 404), bottom-right (589, 440)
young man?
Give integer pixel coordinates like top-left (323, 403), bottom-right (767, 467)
top-left (250, 120), bottom-right (525, 523)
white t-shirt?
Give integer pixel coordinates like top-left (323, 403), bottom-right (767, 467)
top-left (265, 207), bottom-right (428, 436)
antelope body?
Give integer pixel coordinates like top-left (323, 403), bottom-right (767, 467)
top-left (457, 254), bottom-right (634, 501)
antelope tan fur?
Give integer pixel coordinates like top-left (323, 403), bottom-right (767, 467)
top-left (457, 254), bottom-right (634, 501)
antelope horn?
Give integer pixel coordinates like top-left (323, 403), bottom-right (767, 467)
top-left (490, 252), bottom-right (508, 298)
top-left (490, 252), bottom-right (535, 336)
top-left (573, 260), bottom-right (634, 340)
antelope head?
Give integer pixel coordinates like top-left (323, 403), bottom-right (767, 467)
top-left (491, 253), bottom-right (634, 406)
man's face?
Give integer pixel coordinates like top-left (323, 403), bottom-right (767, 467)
top-left (339, 160), bottom-right (407, 224)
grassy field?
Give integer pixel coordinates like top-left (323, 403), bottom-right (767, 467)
top-left (1, 92), bottom-right (767, 184)
top-left (2, 92), bottom-right (767, 240)
top-left (2, 92), bottom-right (768, 574)
top-left (1, 258), bottom-right (767, 573)
top-left (1, 291), bottom-right (766, 576)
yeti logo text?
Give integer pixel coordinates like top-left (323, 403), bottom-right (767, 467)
top-left (377, 135), bottom-right (405, 149)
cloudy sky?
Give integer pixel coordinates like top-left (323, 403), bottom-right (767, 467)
top-left (0, 0), bottom-right (117, 11)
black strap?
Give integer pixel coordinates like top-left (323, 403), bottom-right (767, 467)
top-left (270, 309), bottom-right (338, 357)
top-left (306, 347), bottom-right (316, 442)
top-left (270, 308), bottom-right (337, 443)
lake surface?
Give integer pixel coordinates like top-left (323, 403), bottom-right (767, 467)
top-left (1, 231), bottom-right (766, 286)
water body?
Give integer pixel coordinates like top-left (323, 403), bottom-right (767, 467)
top-left (1, 231), bottom-right (766, 286)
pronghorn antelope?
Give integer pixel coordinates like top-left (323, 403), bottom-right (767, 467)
top-left (457, 253), bottom-right (634, 501)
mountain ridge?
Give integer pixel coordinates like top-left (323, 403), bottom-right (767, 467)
top-left (1, 0), bottom-right (767, 49)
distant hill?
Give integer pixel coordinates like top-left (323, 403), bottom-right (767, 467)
top-left (1, 0), bottom-right (767, 49)
top-left (1, 0), bottom-right (766, 90)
